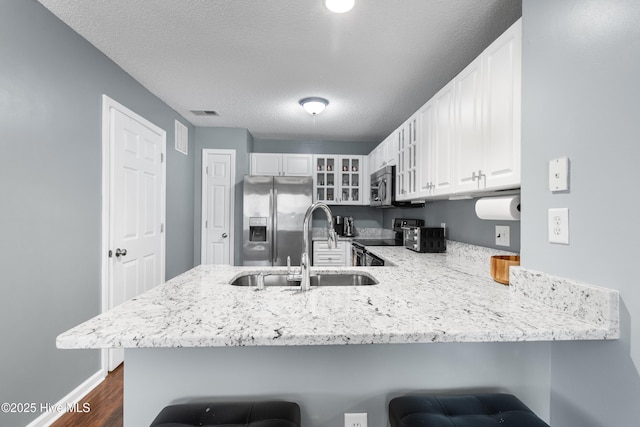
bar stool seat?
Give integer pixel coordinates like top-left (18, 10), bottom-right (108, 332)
top-left (389, 393), bottom-right (550, 427)
top-left (150, 401), bottom-right (300, 427)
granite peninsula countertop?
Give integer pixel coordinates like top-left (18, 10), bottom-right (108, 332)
top-left (56, 241), bottom-right (619, 349)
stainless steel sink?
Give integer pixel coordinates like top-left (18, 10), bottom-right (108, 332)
top-left (230, 272), bottom-right (378, 287)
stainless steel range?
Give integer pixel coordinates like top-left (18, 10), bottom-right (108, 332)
top-left (351, 218), bottom-right (424, 266)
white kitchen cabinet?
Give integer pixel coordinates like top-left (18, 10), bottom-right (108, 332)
top-left (312, 240), bottom-right (349, 266)
top-left (250, 153), bottom-right (281, 175)
top-left (452, 19), bottom-right (521, 193)
top-left (368, 144), bottom-right (382, 175)
top-left (368, 135), bottom-right (396, 174)
top-left (418, 82), bottom-right (455, 199)
top-left (453, 56), bottom-right (484, 193)
top-left (372, 19), bottom-right (521, 201)
top-left (250, 153), bottom-right (313, 176)
top-left (313, 155), bottom-right (364, 205)
top-left (396, 114), bottom-right (419, 200)
top-left (417, 100), bottom-right (434, 197)
top-left (417, 19), bottom-right (521, 200)
top-left (481, 18), bottom-right (521, 191)
top-left (383, 136), bottom-right (396, 167)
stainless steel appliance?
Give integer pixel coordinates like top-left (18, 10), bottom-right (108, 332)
top-left (403, 227), bottom-right (446, 253)
top-left (344, 216), bottom-right (354, 237)
top-left (243, 175), bottom-right (312, 266)
top-left (351, 242), bottom-right (387, 267)
top-left (370, 166), bottom-right (424, 208)
top-left (370, 166), bottom-right (394, 207)
top-left (365, 251), bottom-right (385, 266)
top-left (351, 218), bottom-right (424, 266)
top-left (351, 241), bottom-right (366, 266)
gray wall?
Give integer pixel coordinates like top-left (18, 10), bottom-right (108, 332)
top-left (194, 127), bottom-right (253, 265)
top-left (126, 343), bottom-right (552, 426)
top-left (383, 199), bottom-right (521, 252)
top-left (522, 0), bottom-right (640, 425)
top-left (0, 1), bottom-right (195, 425)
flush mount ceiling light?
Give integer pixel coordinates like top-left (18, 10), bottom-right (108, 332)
top-left (299, 97), bottom-right (329, 115)
top-left (324, 0), bottom-right (355, 14)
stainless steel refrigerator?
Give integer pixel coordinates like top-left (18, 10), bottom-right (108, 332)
top-left (243, 175), bottom-right (313, 266)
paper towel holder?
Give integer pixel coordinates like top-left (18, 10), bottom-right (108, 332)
top-left (475, 195), bottom-right (521, 221)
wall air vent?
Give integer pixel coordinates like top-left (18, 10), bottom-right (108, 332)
top-left (175, 120), bottom-right (188, 155)
top-left (190, 110), bottom-right (219, 117)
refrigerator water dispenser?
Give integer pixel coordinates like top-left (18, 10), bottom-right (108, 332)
top-left (249, 217), bottom-right (267, 241)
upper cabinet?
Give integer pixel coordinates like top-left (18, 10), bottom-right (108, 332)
top-left (419, 80), bottom-right (456, 198)
top-left (314, 155), bottom-right (365, 205)
top-left (368, 135), bottom-right (396, 174)
top-left (453, 55), bottom-right (484, 193)
top-left (374, 18), bottom-right (522, 200)
top-left (454, 19), bottom-right (522, 193)
top-left (396, 114), bottom-right (419, 201)
top-left (250, 153), bottom-right (313, 176)
top-left (480, 18), bottom-right (521, 191)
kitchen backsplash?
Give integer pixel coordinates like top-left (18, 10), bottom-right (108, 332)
top-left (312, 227), bottom-right (396, 239)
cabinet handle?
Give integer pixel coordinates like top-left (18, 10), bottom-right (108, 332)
top-left (471, 170), bottom-right (485, 188)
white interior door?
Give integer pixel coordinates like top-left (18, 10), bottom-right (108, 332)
top-left (102, 96), bottom-right (166, 371)
top-left (201, 149), bottom-right (235, 265)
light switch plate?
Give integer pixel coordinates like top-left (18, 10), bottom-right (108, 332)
top-left (549, 157), bottom-right (569, 192)
top-left (495, 225), bottom-right (510, 247)
top-left (548, 208), bottom-right (569, 244)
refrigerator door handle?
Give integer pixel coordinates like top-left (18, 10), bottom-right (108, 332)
top-left (272, 187), bottom-right (278, 265)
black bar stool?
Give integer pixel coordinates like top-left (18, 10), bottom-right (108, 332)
top-left (150, 401), bottom-right (301, 427)
top-left (389, 393), bottom-right (550, 427)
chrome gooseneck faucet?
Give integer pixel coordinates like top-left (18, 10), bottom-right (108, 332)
top-left (295, 202), bottom-right (336, 291)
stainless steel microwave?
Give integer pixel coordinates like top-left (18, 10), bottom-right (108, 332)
top-left (370, 166), bottom-right (395, 207)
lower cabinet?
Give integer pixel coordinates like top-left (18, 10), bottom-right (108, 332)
top-left (312, 240), bottom-right (350, 266)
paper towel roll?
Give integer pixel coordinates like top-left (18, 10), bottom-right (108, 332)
top-left (475, 196), bottom-right (521, 221)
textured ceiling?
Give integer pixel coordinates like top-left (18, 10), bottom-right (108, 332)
top-left (37, 0), bottom-right (521, 142)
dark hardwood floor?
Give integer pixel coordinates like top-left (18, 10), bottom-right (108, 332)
top-left (51, 363), bottom-right (123, 427)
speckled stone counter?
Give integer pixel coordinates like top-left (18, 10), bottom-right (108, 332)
top-left (56, 241), bottom-right (618, 349)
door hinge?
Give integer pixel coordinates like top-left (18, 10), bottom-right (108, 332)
top-left (161, 153), bottom-right (164, 163)
top-left (206, 166), bottom-right (209, 174)
top-left (205, 220), bottom-right (208, 228)
top-left (160, 223), bottom-right (164, 233)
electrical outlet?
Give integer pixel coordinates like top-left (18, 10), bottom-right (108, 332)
top-left (495, 225), bottom-right (510, 247)
top-left (440, 222), bottom-right (446, 237)
top-left (548, 208), bottom-right (569, 244)
top-left (345, 413), bottom-right (367, 427)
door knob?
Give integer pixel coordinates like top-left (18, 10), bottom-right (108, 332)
top-left (115, 248), bottom-right (127, 257)
top-left (222, 233), bottom-right (228, 238)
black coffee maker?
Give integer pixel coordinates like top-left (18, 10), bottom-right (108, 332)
top-left (333, 215), bottom-right (344, 236)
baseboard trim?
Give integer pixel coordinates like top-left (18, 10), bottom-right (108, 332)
top-left (26, 368), bottom-right (106, 427)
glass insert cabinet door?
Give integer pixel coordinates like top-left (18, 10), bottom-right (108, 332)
top-left (315, 157), bottom-right (336, 203)
top-left (313, 155), bottom-right (364, 205)
top-left (340, 158), bottom-right (360, 203)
